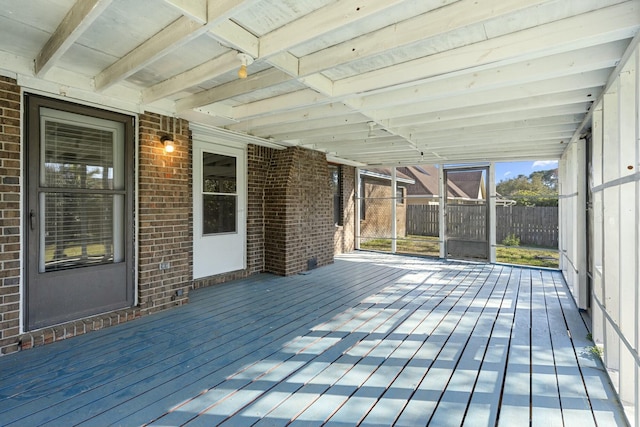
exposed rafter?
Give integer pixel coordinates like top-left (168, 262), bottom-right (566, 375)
top-left (332, 1), bottom-right (639, 97)
top-left (95, 16), bottom-right (205, 90)
top-left (176, 68), bottom-right (293, 111)
top-left (142, 50), bottom-right (239, 103)
top-left (162, 0), bottom-right (207, 24)
top-left (3, 0), bottom-right (638, 165)
top-left (35, 0), bottom-right (113, 77)
top-left (298, 0), bottom-right (553, 76)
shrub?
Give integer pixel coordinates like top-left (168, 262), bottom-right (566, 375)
top-left (502, 233), bottom-right (521, 246)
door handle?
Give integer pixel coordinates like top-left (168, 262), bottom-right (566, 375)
top-left (29, 210), bottom-right (35, 231)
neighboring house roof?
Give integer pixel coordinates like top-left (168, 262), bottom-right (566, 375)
top-left (397, 165), bottom-right (483, 200)
top-left (445, 171), bottom-right (485, 199)
top-left (361, 168), bottom-right (415, 185)
top-left (362, 166), bottom-right (518, 204)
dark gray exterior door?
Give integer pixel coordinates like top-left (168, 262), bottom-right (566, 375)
top-left (25, 94), bottom-right (134, 330)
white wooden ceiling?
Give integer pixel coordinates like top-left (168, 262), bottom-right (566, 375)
top-left (1, 0), bottom-right (638, 166)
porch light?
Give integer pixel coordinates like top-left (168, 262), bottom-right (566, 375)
top-left (237, 53), bottom-right (254, 79)
top-left (367, 121), bottom-right (375, 137)
top-left (160, 135), bottom-right (175, 153)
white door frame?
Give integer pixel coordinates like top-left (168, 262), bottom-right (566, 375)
top-left (192, 136), bottom-right (246, 279)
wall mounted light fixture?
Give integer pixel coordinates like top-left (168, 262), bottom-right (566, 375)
top-left (237, 53), bottom-right (254, 79)
top-left (160, 135), bottom-right (175, 153)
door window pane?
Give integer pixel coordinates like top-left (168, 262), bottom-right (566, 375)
top-left (203, 152), bottom-right (236, 193)
top-left (202, 152), bottom-right (237, 235)
top-left (42, 119), bottom-right (122, 190)
top-left (38, 109), bottom-right (125, 272)
top-left (41, 193), bottom-right (122, 272)
top-left (203, 195), bottom-right (236, 234)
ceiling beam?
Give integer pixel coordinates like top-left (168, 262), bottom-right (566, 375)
top-left (399, 111), bottom-right (586, 136)
top-left (95, 16), bottom-right (205, 90)
top-left (35, 0), bottom-right (113, 77)
top-left (247, 113), bottom-right (369, 137)
top-left (351, 40), bottom-right (626, 112)
top-left (392, 99), bottom-right (592, 129)
top-left (332, 1), bottom-right (639, 97)
top-left (369, 70), bottom-right (608, 121)
top-left (299, 0), bottom-right (552, 76)
top-left (176, 67), bottom-right (292, 111)
top-left (413, 129), bottom-right (576, 147)
top-left (162, 0), bottom-right (207, 24)
top-left (259, 0), bottom-right (407, 58)
top-left (208, 20), bottom-right (259, 58)
top-left (316, 119), bottom-right (582, 150)
top-left (225, 102), bottom-right (353, 132)
top-left (232, 89), bottom-right (331, 121)
top-left (207, 0), bottom-right (257, 25)
top-left (143, 50), bottom-right (239, 103)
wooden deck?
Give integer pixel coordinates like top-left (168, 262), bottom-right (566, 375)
top-left (0, 252), bottom-right (628, 426)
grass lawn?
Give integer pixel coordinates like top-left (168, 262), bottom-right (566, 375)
top-left (360, 235), bottom-right (559, 268)
top-left (45, 243), bottom-right (112, 262)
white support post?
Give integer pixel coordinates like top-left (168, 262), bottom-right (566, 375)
top-left (489, 162), bottom-right (496, 263)
top-left (576, 141), bottom-right (588, 309)
top-left (391, 167), bottom-right (397, 254)
top-left (355, 168), bottom-right (361, 250)
top-left (602, 90), bottom-right (621, 372)
top-left (438, 165), bottom-right (446, 258)
top-left (617, 55), bottom-right (638, 405)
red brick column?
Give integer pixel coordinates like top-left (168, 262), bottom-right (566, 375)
top-left (138, 113), bottom-right (192, 312)
top-left (265, 146), bottom-right (334, 275)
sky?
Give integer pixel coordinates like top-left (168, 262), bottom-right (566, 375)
top-left (495, 160), bottom-right (558, 183)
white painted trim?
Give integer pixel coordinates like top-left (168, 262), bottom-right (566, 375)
top-left (489, 162), bottom-right (496, 264)
top-left (570, 30), bottom-right (640, 144)
top-left (355, 168), bottom-right (361, 250)
top-left (391, 168), bottom-right (397, 254)
top-left (19, 88), bottom-right (25, 335)
top-left (134, 115), bottom-right (139, 307)
top-left (19, 84), bottom-right (143, 117)
top-left (438, 165), bottom-right (446, 259)
top-left (359, 169), bottom-right (414, 185)
top-left (325, 155), bottom-right (366, 167)
top-left (189, 123), bottom-right (287, 150)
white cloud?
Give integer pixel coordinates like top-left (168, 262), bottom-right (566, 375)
top-left (532, 160), bottom-right (558, 169)
top-left (503, 171), bottom-right (512, 177)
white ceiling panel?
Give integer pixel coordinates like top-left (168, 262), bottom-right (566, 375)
top-left (0, 0), bottom-right (638, 166)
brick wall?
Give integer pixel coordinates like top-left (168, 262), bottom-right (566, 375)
top-left (0, 98), bottom-right (344, 354)
top-left (246, 144), bottom-right (273, 274)
top-left (334, 166), bottom-right (356, 254)
top-left (138, 113), bottom-right (191, 312)
top-left (265, 146), bottom-right (334, 275)
top-left (0, 77), bottom-right (21, 355)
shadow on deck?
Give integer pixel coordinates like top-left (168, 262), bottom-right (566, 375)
top-left (0, 252), bottom-right (628, 426)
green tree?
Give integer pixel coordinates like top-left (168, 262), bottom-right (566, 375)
top-left (497, 168), bottom-right (558, 206)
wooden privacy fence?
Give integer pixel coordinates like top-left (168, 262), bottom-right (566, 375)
top-left (406, 205), bottom-right (558, 248)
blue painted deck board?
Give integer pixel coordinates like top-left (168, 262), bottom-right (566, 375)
top-left (0, 252), bottom-right (629, 426)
